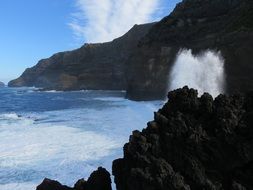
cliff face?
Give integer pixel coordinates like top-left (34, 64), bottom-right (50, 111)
top-left (126, 0), bottom-right (253, 100)
top-left (9, 23), bottom-right (155, 90)
top-left (113, 86), bottom-right (253, 190)
top-left (0, 81), bottom-right (4, 87)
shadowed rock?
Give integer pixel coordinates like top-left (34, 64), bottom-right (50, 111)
top-left (36, 178), bottom-right (73, 190)
top-left (9, 0), bottom-right (253, 100)
top-left (36, 167), bottom-right (112, 190)
top-left (113, 86), bottom-right (253, 190)
top-left (126, 0), bottom-right (253, 100)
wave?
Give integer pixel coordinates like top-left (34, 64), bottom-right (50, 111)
top-left (169, 49), bottom-right (225, 97)
top-left (0, 90), bottom-right (162, 190)
top-left (93, 97), bottom-right (125, 102)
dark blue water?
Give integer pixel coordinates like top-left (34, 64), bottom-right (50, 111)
top-left (0, 87), bottom-right (126, 113)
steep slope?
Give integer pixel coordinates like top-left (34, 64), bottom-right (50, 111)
top-left (9, 23), bottom-right (155, 90)
top-left (126, 0), bottom-right (253, 100)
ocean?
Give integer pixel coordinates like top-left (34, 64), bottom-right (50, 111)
top-left (0, 87), bottom-right (162, 190)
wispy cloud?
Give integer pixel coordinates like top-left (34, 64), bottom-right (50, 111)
top-left (69, 0), bottom-right (162, 43)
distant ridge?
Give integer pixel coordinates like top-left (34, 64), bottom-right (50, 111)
top-left (0, 81), bottom-right (5, 87)
top-left (9, 23), bottom-right (155, 91)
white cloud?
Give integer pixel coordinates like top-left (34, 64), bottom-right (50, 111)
top-left (69, 0), bottom-right (161, 43)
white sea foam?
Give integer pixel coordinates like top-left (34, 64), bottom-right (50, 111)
top-left (0, 95), bottom-right (161, 190)
top-left (44, 90), bottom-right (58, 93)
top-left (93, 97), bottom-right (125, 102)
top-left (169, 49), bottom-right (225, 97)
top-left (0, 182), bottom-right (36, 190)
top-left (0, 113), bottom-right (20, 120)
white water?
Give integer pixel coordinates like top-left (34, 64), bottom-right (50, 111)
top-left (169, 49), bottom-right (225, 97)
top-left (0, 89), bottom-right (163, 190)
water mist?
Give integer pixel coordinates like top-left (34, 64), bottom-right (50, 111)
top-left (169, 49), bottom-right (225, 97)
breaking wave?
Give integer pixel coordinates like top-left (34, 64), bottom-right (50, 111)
top-left (169, 49), bottom-right (225, 97)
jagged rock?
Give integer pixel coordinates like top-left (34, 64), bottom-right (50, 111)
top-left (36, 167), bottom-right (112, 190)
top-left (86, 167), bottom-right (112, 190)
top-left (36, 178), bottom-right (73, 190)
top-left (112, 86), bottom-right (253, 190)
top-left (74, 179), bottom-right (87, 190)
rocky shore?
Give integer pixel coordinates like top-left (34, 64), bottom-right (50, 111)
top-left (37, 87), bottom-right (253, 190)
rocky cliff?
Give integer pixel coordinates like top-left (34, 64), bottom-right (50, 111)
top-left (36, 86), bottom-right (253, 190)
top-left (9, 23), bottom-right (155, 90)
top-left (0, 81), bottom-right (5, 87)
top-left (126, 0), bottom-right (253, 100)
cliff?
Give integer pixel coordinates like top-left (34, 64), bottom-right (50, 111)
top-left (36, 167), bottom-right (112, 190)
top-left (126, 0), bottom-right (253, 100)
top-left (0, 81), bottom-right (5, 87)
top-left (8, 23), bottom-right (155, 90)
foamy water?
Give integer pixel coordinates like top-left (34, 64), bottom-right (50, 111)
top-left (0, 88), bottom-right (162, 190)
top-left (169, 49), bottom-right (225, 97)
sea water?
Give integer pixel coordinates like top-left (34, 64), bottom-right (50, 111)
top-left (0, 87), bottom-right (162, 190)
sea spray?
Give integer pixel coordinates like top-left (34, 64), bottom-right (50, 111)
top-left (169, 49), bottom-right (225, 97)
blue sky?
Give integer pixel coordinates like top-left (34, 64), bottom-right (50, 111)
top-left (0, 0), bottom-right (180, 83)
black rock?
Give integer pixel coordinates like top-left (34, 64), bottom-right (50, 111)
top-left (36, 178), bottom-right (73, 190)
top-left (86, 167), bottom-right (112, 190)
top-left (36, 167), bottom-right (112, 190)
top-left (112, 86), bottom-right (253, 190)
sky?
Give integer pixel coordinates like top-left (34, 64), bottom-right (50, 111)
top-left (0, 0), bottom-right (180, 84)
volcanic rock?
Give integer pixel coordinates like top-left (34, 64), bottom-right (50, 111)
top-left (36, 167), bottom-right (112, 190)
top-left (36, 178), bottom-right (73, 190)
top-left (112, 86), bottom-right (253, 190)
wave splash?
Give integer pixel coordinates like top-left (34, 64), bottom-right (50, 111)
top-left (169, 49), bottom-right (225, 97)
